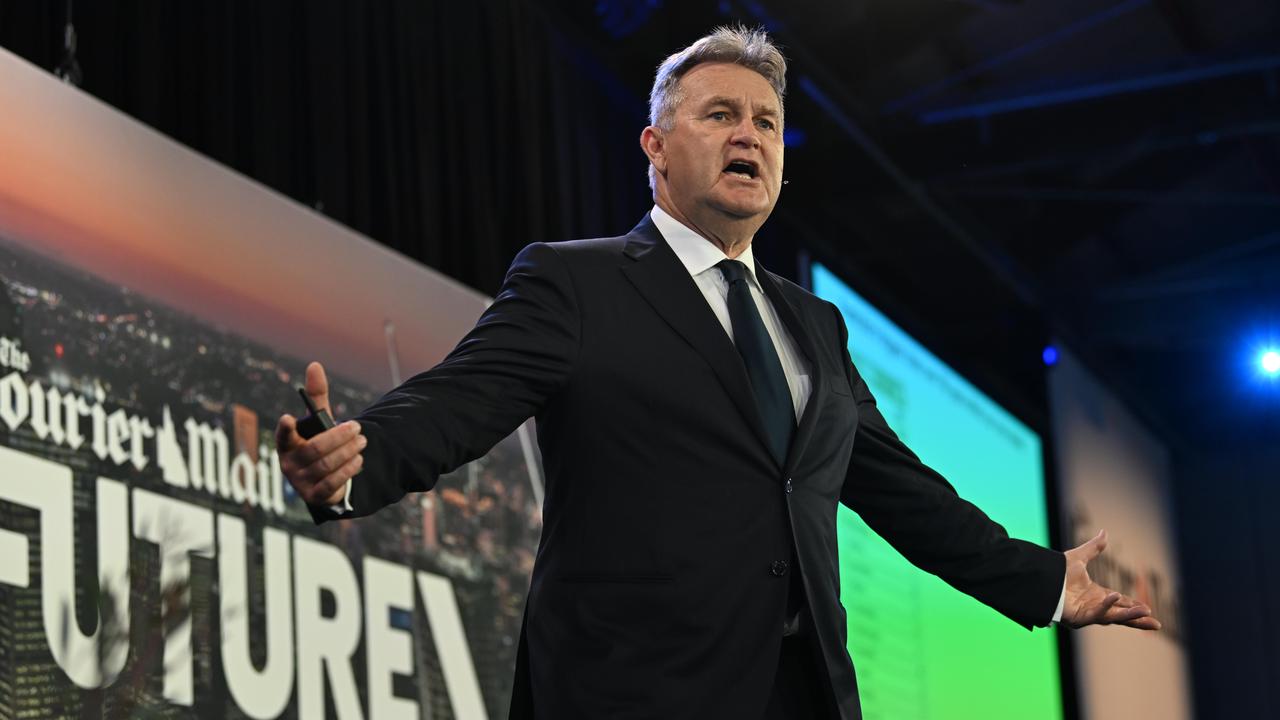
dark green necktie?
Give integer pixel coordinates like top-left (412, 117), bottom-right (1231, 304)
top-left (717, 259), bottom-right (795, 466)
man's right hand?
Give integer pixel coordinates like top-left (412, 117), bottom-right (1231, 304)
top-left (275, 361), bottom-right (367, 507)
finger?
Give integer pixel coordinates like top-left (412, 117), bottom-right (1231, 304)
top-left (291, 420), bottom-right (363, 467)
top-left (306, 361), bottom-right (331, 413)
top-left (275, 414), bottom-right (300, 452)
top-left (1080, 529), bottom-right (1107, 562)
top-left (304, 433), bottom-right (368, 481)
top-left (1105, 602), bottom-right (1152, 624)
top-left (1121, 615), bottom-right (1162, 631)
top-left (1090, 591), bottom-right (1121, 623)
top-left (1111, 594), bottom-right (1136, 608)
top-left (308, 452), bottom-right (364, 506)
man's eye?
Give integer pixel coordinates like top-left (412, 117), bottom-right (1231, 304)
top-left (756, 119), bottom-right (775, 130)
top-left (710, 111), bottom-right (729, 121)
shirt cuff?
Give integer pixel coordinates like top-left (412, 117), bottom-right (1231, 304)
top-left (1052, 574), bottom-right (1066, 624)
top-left (326, 478), bottom-right (354, 515)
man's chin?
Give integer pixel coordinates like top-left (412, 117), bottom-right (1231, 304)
top-left (714, 202), bottom-right (774, 222)
top-left (708, 192), bottom-right (774, 220)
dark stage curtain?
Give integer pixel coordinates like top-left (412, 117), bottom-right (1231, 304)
top-left (0, 0), bottom-right (652, 296)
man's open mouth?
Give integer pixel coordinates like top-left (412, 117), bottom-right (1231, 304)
top-left (723, 160), bottom-right (759, 179)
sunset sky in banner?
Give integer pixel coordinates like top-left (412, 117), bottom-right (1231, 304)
top-left (0, 46), bottom-right (487, 392)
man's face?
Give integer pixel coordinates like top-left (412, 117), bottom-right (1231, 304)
top-left (649, 62), bottom-right (784, 223)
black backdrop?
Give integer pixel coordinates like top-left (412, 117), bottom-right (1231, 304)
top-left (0, 0), bottom-right (1049, 418)
top-left (0, 0), bottom-right (650, 296)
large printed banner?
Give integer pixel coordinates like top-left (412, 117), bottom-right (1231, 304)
top-left (0, 48), bottom-right (537, 718)
top-left (1048, 345), bottom-right (1189, 720)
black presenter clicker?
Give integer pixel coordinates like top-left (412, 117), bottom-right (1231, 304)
top-left (295, 387), bottom-right (336, 439)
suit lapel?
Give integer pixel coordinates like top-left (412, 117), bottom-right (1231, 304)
top-left (619, 216), bottom-right (778, 466)
top-left (755, 264), bottom-right (826, 476)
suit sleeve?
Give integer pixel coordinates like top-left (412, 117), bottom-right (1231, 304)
top-left (831, 303), bottom-right (1064, 629)
top-left (313, 242), bottom-right (579, 523)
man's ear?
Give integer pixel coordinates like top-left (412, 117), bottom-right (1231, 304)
top-left (640, 126), bottom-right (666, 175)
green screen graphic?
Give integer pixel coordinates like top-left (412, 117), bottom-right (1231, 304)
top-left (812, 263), bottom-right (1062, 720)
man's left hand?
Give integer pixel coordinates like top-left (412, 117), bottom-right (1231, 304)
top-left (1062, 529), bottom-right (1162, 631)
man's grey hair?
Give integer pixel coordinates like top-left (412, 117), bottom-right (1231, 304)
top-left (647, 26), bottom-right (787, 189)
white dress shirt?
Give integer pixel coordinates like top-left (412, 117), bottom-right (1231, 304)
top-left (650, 204), bottom-right (812, 420)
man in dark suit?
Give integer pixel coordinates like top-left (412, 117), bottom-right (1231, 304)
top-left (276, 26), bottom-right (1159, 720)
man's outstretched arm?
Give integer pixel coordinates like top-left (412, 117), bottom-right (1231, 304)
top-left (832, 303), bottom-right (1157, 631)
top-left (276, 242), bottom-right (581, 522)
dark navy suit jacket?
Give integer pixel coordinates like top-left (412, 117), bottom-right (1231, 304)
top-left (321, 215), bottom-right (1065, 719)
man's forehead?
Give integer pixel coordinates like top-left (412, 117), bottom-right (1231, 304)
top-left (679, 63), bottom-right (781, 110)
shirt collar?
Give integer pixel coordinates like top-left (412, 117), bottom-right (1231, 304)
top-left (650, 204), bottom-right (760, 288)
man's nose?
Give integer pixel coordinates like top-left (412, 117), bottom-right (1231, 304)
top-left (730, 118), bottom-right (761, 148)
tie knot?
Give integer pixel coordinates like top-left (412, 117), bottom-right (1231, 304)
top-left (717, 259), bottom-right (749, 285)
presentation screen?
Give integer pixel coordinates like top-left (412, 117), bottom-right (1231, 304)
top-left (812, 263), bottom-right (1062, 719)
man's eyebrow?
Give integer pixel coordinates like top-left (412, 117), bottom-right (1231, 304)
top-left (700, 96), bottom-right (781, 116)
top-left (701, 96), bottom-right (742, 110)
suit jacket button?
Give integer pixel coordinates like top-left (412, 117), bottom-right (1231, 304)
top-left (784, 479), bottom-right (793, 494)
top-left (771, 560), bottom-right (789, 576)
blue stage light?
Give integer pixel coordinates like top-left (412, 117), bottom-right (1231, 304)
top-left (1263, 350), bottom-right (1280, 375)
top-left (1042, 345), bottom-right (1059, 367)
